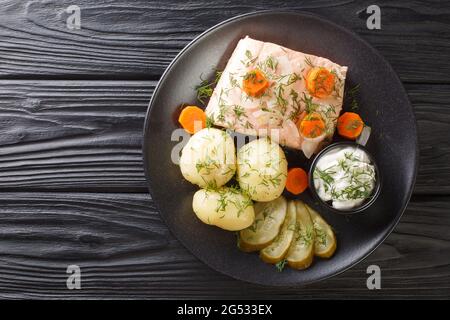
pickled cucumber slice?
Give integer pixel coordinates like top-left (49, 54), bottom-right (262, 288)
top-left (260, 200), bottom-right (297, 264)
top-left (238, 196), bottom-right (287, 252)
top-left (286, 201), bottom-right (315, 270)
top-left (305, 204), bottom-right (337, 258)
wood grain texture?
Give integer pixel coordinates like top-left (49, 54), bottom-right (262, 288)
top-left (0, 192), bottom-right (448, 299)
top-left (0, 80), bottom-right (448, 194)
top-left (0, 80), bottom-right (153, 192)
top-left (410, 84), bottom-right (450, 195)
top-left (0, 0), bottom-right (449, 82)
top-left (0, 0), bottom-right (448, 300)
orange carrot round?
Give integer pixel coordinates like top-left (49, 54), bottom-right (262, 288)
top-left (178, 106), bottom-right (206, 134)
top-left (242, 69), bottom-right (269, 97)
top-left (299, 112), bottom-right (326, 138)
top-left (305, 67), bottom-right (335, 99)
top-left (337, 112), bottom-right (364, 139)
top-left (286, 168), bottom-right (308, 195)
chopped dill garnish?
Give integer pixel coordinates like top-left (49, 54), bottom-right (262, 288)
top-left (344, 151), bottom-right (359, 162)
top-left (314, 168), bottom-right (335, 187)
top-left (244, 121), bottom-right (254, 129)
top-left (287, 73), bottom-right (302, 86)
top-left (233, 105), bottom-right (245, 118)
top-left (233, 196), bottom-right (253, 218)
top-left (265, 55), bottom-right (278, 70)
top-left (347, 83), bottom-right (360, 96)
top-left (338, 159), bottom-right (349, 172)
top-left (305, 56), bottom-right (314, 67)
top-left (229, 73), bottom-right (239, 88)
top-left (195, 156), bottom-right (220, 175)
top-left (215, 189), bottom-right (229, 212)
top-left (289, 89), bottom-right (302, 121)
top-left (206, 116), bottom-right (214, 128)
top-left (260, 172), bottom-right (285, 188)
top-left (275, 259), bottom-right (287, 272)
top-left (301, 93), bottom-right (319, 113)
top-left (345, 84), bottom-right (360, 111)
top-left (241, 50), bottom-right (257, 67)
top-left (195, 81), bottom-right (213, 104)
top-left (215, 71), bottom-right (223, 83)
top-left (221, 165), bottom-right (235, 177)
top-left (314, 224), bottom-right (327, 246)
top-left (275, 85), bottom-right (288, 113)
top-left (243, 70), bottom-right (257, 81)
top-left (346, 119), bottom-right (363, 130)
top-left (298, 225), bottom-right (314, 246)
top-left (204, 179), bottom-right (218, 191)
top-left (245, 50), bottom-right (252, 60)
top-left (195, 70), bottom-right (223, 104)
top-left (248, 219), bottom-right (261, 233)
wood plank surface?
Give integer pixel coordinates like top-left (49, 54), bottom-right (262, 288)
top-left (0, 80), bottom-right (152, 192)
top-left (0, 192), bottom-right (448, 299)
top-left (0, 0), bottom-right (449, 300)
top-left (0, 0), bottom-right (449, 82)
top-left (0, 80), bottom-right (448, 194)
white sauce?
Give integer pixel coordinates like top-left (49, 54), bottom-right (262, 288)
top-left (313, 146), bottom-right (376, 210)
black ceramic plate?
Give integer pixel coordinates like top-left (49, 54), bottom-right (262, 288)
top-left (143, 11), bottom-right (418, 286)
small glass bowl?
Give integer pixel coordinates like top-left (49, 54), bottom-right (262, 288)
top-left (308, 141), bottom-right (382, 214)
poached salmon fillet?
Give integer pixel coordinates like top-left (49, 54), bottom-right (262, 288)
top-left (205, 36), bottom-right (348, 158)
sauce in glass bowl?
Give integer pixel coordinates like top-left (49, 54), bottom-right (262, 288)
top-left (309, 142), bottom-right (381, 213)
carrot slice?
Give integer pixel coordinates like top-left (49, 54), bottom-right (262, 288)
top-left (298, 112), bottom-right (326, 138)
top-left (337, 112), bottom-right (364, 139)
top-left (178, 106), bottom-right (206, 134)
top-left (286, 168), bottom-right (308, 195)
top-left (242, 69), bottom-right (269, 97)
top-left (305, 67), bottom-right (335, 99)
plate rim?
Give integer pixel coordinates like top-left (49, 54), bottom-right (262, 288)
top-left (143, 10), bottom-right (419, 286)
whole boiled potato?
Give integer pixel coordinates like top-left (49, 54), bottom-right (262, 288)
top-left (192, 187), bottom-right (255, 231)
top-left (179, 128), bottom-right (236, 188)
top-left (237, 138), bottom-right (288, 201)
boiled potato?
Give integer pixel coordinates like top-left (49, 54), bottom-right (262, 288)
top-left (260, 200), bottom-right (297, 264)
top-left (237, 138), bottom-right (288, 201)
top-left (305, 204), bottom-right (337, 258)
top-left (286, 201), bottom-right (315, 270)
top-left (192, 187), bottom-right (254, 231)
top-left (239, 196), bottom-right (287, 252)
top-left (180, 128), bottom-right (236, 188)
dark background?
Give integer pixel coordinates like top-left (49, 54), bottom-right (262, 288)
top-left (0, 0), bottom-right (449, 299)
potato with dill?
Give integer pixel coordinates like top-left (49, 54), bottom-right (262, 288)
top-left (237, 138), bottom-right (288, 202)
top-left (192, 187), bottom-right (255, 231)
top-left (179, 128), bottom-right (236, 188)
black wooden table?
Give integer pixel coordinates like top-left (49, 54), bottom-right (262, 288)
top-left (0, 0), bottom-right (449, 299)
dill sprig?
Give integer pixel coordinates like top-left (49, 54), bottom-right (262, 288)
top-left (288, 89), bottom-right (302, 121)
top-left (206, 116), bottom-right (214, 128)
top-left (275, 259), bottom-right (287, 272)
top-left (204, 179), bottom-right (218, 191)
top-left (260, 172), bottom-right (285, 188)
top-left (266, 55), bottom-right (278, 70)
top-left (215, 189), bottom-right (229, 213)
top-left (314, 223), bottom-right (328, 247)
top-left (301, 93), bottom-right (319, 114)
top-left (195, 156), bottom-right (220, 175)
top-left (305, 56), bottom-right (314, 68)
top-left (275, 85), bottom-right (288, 113)
top-left (241, 50), bottom-right (257, 67)
top-left (195, 70), bottom-right (223, 104)
top-left (344, 84), bottom-right (360, 111)
top-left (298, 225), bottom-right (314, 246)
top-left (233, 105), bottom-right (245, 118)
top-left (346, 119), bottom-right (363, 130)
top-left (287, 73), bottom-right (302, 86)
top-left (314, 168), bottom-right (335, 187)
